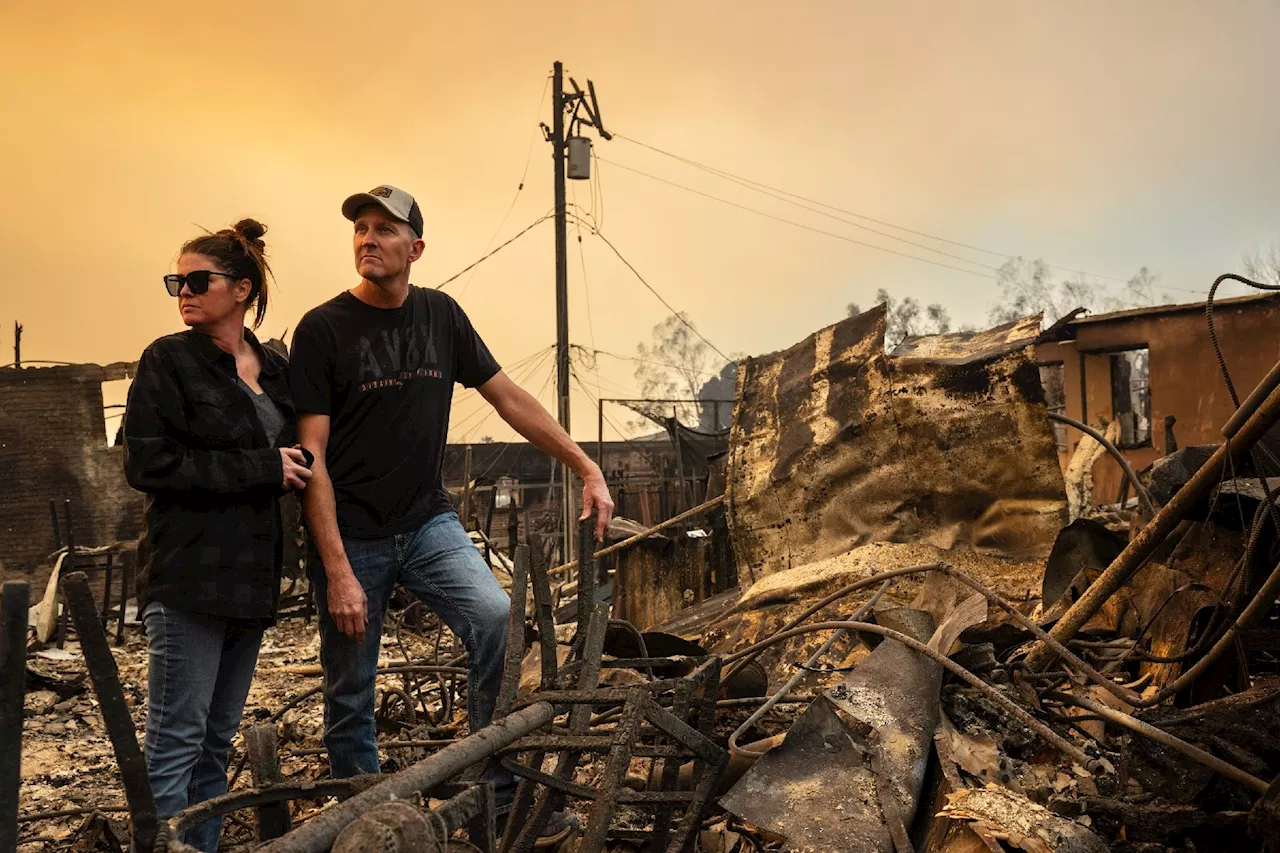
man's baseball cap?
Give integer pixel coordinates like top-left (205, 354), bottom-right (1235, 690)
top-left (341, 185), bottom-right (424, 238)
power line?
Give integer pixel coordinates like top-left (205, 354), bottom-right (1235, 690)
top-left (591, 143), bottom-right (605, 233)
top-left (614, 133), bottom-right (1141, 286)
top-left (450, 346), bottom-right (553, 434)
top-left (568, 361), bottom-right (638, 397)
top-left (617, 140), bottom-right (1007, 272)
top-left (576, 345), bottom-right (727, 379)
top-left (436, 215), bottom-right (551, 291)
top-left (616, 133), bottom-right (1010, 257)
top-left (462, 348), bottom-right (559, 445)
top-left (456, 76), bottom-right (553, 298)
top-left (570, 184), bottom-right (603, 403)
top-left (598, 158), bottom-right (999, 281)
top-left (452, 345), bottom-right (554, 407)
top-left (472, 344), bottom-right (560, 478)
top-left (470, 355), bottom-right (560, 478)
top-left (452, 347), bottom-right (553, 439)
top-left (568, 348), bottom-right (643, 400)
top-left (570, 368), bottom-right (662, 461)
top-left (567, 212), bottom-right (733, 363)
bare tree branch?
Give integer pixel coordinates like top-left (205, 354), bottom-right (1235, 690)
top-left (1244, 243), bottom-right (1280, 286)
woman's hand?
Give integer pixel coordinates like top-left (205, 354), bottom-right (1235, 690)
top-left (280, 447), bottom-right (312, 491)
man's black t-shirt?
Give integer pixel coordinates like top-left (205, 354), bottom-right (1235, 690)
top-left (290, 286), bottom-right (500, 538)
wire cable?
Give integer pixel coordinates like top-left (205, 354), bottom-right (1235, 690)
top-left (450, 345), bottom-right (553, 413)
top-left (612, 137), bottom-right (1225, 299)
top-left (615, 132), bottom-right (1142, 287)
top-left (621, 149), bottom-right (1004, 271)
top-left (566, 211), bottom-right (732, 363)
top-left (452, 349), bottom-right (552, 440)
top-left (1205, 272), bottom-right (1280, 558)
top-left (568, 186), bottom-right (603, 406)
top-left (436, 215), bottom-right (551, 291)
top-left (470, 355), bottom-right (560, 479)
top-left (449, 347), bottom-right (553, 436)
top-left (591, 142), bottom-right (605, 233)
top-left (455, 77), bottom-right (552, 298)
top-left (575, 345), bottom-right (726, 379)
top-left (599, 157), bottom-right (1003, 281)
top-left (616, 133), bottom-right (1009, 256)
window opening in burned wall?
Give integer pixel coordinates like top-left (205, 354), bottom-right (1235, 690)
top-left (101, 378), bottom-right (132, 447)
top-left (494, 476), bottom-right (520, 510)
top-left (1109, 347), bottom-right (1151, 448)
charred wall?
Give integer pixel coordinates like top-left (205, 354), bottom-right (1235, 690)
top-left (1039, 297), bottom-right (1280, 503)
top-left (0, 364), bottom-right (142, 585)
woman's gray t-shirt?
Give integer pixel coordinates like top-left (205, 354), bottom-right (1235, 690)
top-left (237, 377), bottom-right (287, 444)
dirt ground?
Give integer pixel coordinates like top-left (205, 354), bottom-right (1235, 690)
top-left (16, 612), bottom-right (469, 851)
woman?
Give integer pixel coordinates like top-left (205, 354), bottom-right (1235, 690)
top-left (123, 219), bottom-right (311, 852)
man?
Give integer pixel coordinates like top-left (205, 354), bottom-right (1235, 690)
top-left (290, 185), bottom-right (613, 801)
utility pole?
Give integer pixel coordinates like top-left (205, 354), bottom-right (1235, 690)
top-left (552, 61), bottom-right (571, 563)
top-left (546, 61), bottom-right (610, 562)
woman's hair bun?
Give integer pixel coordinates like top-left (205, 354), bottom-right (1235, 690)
top-left (232, 218), bottom-right (267, 247)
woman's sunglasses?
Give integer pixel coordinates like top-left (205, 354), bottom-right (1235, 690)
top-left (163, 270), bottom-right (240, 297)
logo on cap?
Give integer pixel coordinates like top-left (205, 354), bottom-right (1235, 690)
top-left (369, 186), bottom-right (393, 198)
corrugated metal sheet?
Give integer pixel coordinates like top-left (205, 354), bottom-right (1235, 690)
top-left (725, 307), bottom-right (1067, 584)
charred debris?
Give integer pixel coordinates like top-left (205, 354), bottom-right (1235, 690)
top-left (7, 297), bottom-right (1280, 852)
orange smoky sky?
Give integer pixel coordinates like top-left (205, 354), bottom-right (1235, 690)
top-left (2, 1), bottom-right (1276, 441)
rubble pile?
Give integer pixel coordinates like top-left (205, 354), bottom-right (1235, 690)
top-left (5, 305), bottom-right (1280, 852)
top-left (9, 593), bottom-right (475, 851)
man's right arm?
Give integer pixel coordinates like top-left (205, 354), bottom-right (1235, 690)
top-left (297, 413), bottom-right (369, 643)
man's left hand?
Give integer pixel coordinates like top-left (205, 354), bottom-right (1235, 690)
top-left (580, 471), bottom-right (615, 543)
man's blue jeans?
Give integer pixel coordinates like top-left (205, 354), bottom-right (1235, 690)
top-left (142, 602), bottom-right (263, 853)
top-left (310, 511), bottom-right (511, 782)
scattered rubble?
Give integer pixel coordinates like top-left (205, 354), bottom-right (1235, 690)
top-left (6, 304), bottom-right (1280, 852)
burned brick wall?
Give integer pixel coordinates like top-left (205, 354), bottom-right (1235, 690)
top-left (0, 364), bottom-right (142, 585)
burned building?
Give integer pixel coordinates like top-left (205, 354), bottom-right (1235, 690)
top-left (1036, 292), bottom-right (1280, 503)
top-left (11, 300), bottom-right (1280, 852)
top-left (0, 362), bottom-right (142, 586)
top-left (442, 431), bottom-right (727, 543)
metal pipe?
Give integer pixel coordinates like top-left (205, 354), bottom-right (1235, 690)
top-left (257, 701), bottom-right (555, 853)
top-left (547, 495), bottom-right (724, 578)
top-left (1223, 358), bottom-right (1280, 438)
top-left (722, 559), bottom-right (1280, 713)
top-left (1047, 411), bottom-right (1155, 514)
top-left (1027, 377), bottom-right (1280, 671)
top-left (727, 582), bottom-right (889, 759)
top-left (427, 784), bottom-right (495, 849)
top-left (1046, 691), bottom-right (1268, 794)
top-left (63, 572), bottom-right (159, 852)
top-left (723, 562), bottom-right (944, 682)
top-left (0, 582), bottom-right (30, 853)
top-left (723, 619), bottom-right (1093, 768)
top-left (163, 780), bottom-right (365, 853)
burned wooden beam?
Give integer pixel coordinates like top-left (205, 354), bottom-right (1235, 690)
top-left (0, 581), bottom-right (30, 853)
top-left (256, 701), bottom-right (555, 853)
top-left (244, 724), bottom-right (291, 841)
top-left (62, 571), bottom-right (158, 851)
